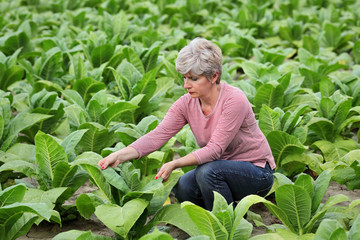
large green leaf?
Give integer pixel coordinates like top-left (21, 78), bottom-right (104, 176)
top-left (73, 78), bottom-right (106, 104)
top-left (320, 22), bottom-right (340, 49)
top-left (61, 129), bottom-right (88, 157)
top-left (305, 194), bottom-right (349, 233)
top-left (102, 167), bottom-right (131, 194)
top-left (0, 160), bottom-right (39, 179)
top-left (63, 104), bottom-right (88, 128)
top-left (78, 122), bottom-right (115, 153)
top-left (182, 202), bottom-right (228, 240)
top-left (22, 188), bottom-right (67, 209)
top-left (53, 230), bottom-right (113, 240)
top-left (122, 46), bottom-right (145, 74)
top-left (314, 219), bottom-right (343, 240)
top-left (95, 200), bottom-right (149, 238)
top-left (1, 113), bottom-right (51, 151)
top-left (266, 131), bottom-right (306, 166)
top-left (99, 102), bottom-right (138, 126)
top-left (39, 47), bottom-right (62, 81)
top-left (259, 104), bottom-right (281, 136)
top-left (142, 44), bottom-right (160, 72)
top-left (6, 212), bottom-right (40, 240)
top-left (311, 170), bottom-right (331, 215)
top-left (0, 202), bottom-right (51, 225)
top-left (0, 184), bottom-right (26, 207)
top-left (319, 98), bottom-right (334, 119)
top-left (73, 153), bottom-right (113, 203)
top-left (0, 65), bottom-right (25, 90)
top-left (349, 214), bottom-right (360, 240)
top-left (254, 83), bottom-right (284, 112)
top-left (35, 131), bottom-right (68, 184)
top-left (307, 117), bottom-right (334, 141)
top-left (62, 89), bottom-right (85, 109)
top-left (275, 185), bottom-right (311, 234)
top-left (282, 104), bottom-right (308, 133)
top-left (91, 44), bottom-right (114, 68)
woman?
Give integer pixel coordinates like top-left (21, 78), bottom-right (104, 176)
top-left (98, 38), bottom-right (276, 210)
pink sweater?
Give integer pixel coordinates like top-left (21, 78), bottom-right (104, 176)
top-left (130, 82), bottom-right (276, 169)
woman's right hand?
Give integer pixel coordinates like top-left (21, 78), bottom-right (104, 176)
top-left (98, 152), bottom-right (122, 170)
top-left (97, 146), bottom-right (139, 170)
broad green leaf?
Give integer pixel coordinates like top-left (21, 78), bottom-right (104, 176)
top-left (122, 46), bottom-right (145, 74)
top-left (52, 162), bottom-right (77, 188)
top-left (95, 200), bottom-right (149, 238)
top-left (0, 184), bottom-right (26, 207)
top-left (162, 58), bottom-right (183, 86)
top-left (354, 41), bottom-right (360, 64)
top-left (321, 22), bottom-right (340, 49)
top-left (76, 193), bottom-right (103, 220)
top-left (39, 47), bottom-right (62, 81)
top-left (113, 11), bottom-right (128, 40)
top-left (23, 188), bottom-right (67, 209)
top-left (53, 230), bottom-right (113, 240)
top-left (61, 129), bottom-right (88, 157)
top-left (99, 102), bottom-right (138, 127)
top-left (1, 113), bottom-right (51, 151)
top-left (73, 78), bottom-right (106, 104)
top-left (349, 214), bottom-right (360, 240)
top-left (142, 44), bottom-right (160, 72)
top-left (302, 35), bottom-right (319, 55)
top-left (305, 194), bottom-right (349, 233)
top-left (0, 202), bottom-right (51, 225)
top-left (229, 218), bottom-right (253, 240)
top-left (0, 65), bottom-right (25, 90)
top-left (141, 204), bottom-right (201, 237)
top-left (332, 98), bottom-right (352, 130)
top-left (294, 175), bottom-right (313, 199)
top-left (6, 212), bottom-right (40, 240)
top-left (276, 185), bottom-right (311, 234)
top-left (234, 194), bottom-right (295, 233)
top-left (91, 44), bottom-right (114, 68)
top-left (62, 89), bottom-right (85, 109)
top-left (259, 104), bottom-right (281, 136)
top-left (319, 98), bottom-right (334, 119)
top-left (102, 167), bottom-right (130, 194)
top-left (283, 104), bottom-right (308, 133)
top-left (312, 140), bottom-right (341, 162)
top-left (73, 152), bottom-right (113, 203)
top-left (254, 84), bottom-right (284, 112)
top-left (307, 117), bottom-right (334, 141)
top-left (314, 219), bottom-right (343, 240)
top-left (139, 227), bottom-right (174, 240)
top-left (311, 169), bottom-right (330, 215)
top-left (78, 122), bottom-right (115, 153)
top-left (109, 66), bottom-right (129, 100)
top-left (0, 160), bottom-right (39, 179)
top-left (320, 78), bottom-right (335, 98)
top-left (132, 68), bottom-right (157, 100)
top-left (35, 131), bottom-right (67, 183)
top-left (299, 67), bottom-right (321, 90)
top-left (267, 131), bottom-right (306, 166)
top-left (182, 202), bottom-right (228, 240)
top-left (64, 104), bottom-right (88, 128)
top-left (150, 77), bottom-right (174, 101)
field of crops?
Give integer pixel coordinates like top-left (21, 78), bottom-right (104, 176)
top-left (1, 0), bottom-right (360, 239)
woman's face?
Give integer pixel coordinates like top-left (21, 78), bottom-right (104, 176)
top-left (183, 72), bottom-right (214, 99)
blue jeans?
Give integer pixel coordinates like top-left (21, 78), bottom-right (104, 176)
top-left (173, 160), bottom-right (274, 210)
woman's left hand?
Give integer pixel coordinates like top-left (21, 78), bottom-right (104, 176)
top-left (155, 161), bottom-right (176, 182)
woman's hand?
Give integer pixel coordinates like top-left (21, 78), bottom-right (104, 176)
top-left (98, 152), bottom-right (122, 169)
top-left (98, 146), bottom-right (139, 170)
top-left (155, 161), bottom-right (176, 182)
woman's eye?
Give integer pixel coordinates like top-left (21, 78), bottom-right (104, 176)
top-left (191, 77), bottom-right (197, 81)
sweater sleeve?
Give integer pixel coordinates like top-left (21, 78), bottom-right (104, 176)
top-left (192, 93), bottom-right (249, 164)
top-left (129, 97), bottom-right (187, 158)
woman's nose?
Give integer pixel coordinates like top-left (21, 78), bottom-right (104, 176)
top-left (184, 79), bottom-right (190, 89)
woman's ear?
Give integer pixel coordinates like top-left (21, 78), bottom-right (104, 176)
top-left (212, 71), bottom-right (219, 84)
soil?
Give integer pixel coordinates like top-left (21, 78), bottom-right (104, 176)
top-left (18, 180), bottom-right (360, 240)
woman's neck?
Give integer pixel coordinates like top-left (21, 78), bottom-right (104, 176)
top-left (199, 83), bottom-right (221, 110)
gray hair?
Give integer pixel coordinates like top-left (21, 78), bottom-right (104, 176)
top-left (175, 38), bottom-right (222, 84)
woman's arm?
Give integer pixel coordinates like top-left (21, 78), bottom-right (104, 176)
top-left (98, 146), bottom-right (139, 169)
top-left (155, 152), bottom-right (198, 181)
